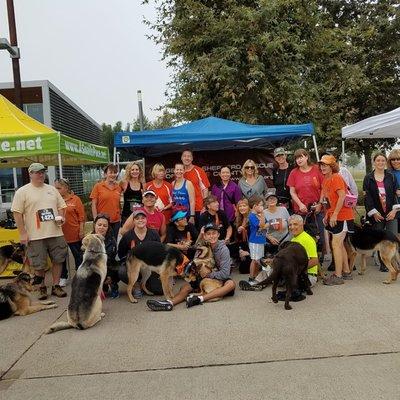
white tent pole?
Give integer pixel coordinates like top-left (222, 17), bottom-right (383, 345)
top-left (58, 132), bottom-right (63, 179)
top-left (312, 133), bottom-right (320, 161)
top-left (341, 140), bottom-right (345, 163)
top-left (113, 147), bottom-right (116, 164)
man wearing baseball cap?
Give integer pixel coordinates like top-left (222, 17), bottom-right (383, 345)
top-left (272, 147), bottom-right (292, 210)
top-left (147, 222), bottom-right (236, 311)
top-left (166, 210), bottom-right (198, 254)
top-left (120, 189), bottom-right (166, 241)
top-left (11, 163), bottom-right (68, 299)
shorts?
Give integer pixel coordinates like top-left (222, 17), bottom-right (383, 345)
top-left (325, 219), bottom-right (354, 235)
top-left (249, 242), bottom-right (264, 260)
top-left (27, 236), bottom-right (68, 270)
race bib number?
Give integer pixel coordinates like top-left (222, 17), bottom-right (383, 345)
top-left (37, 208), bottom-right (55, 222)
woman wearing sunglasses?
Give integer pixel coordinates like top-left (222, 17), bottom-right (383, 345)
top-left (388, 149), bottom-right (400, 234)
top-left (238, 159), bottom-right (267, 199)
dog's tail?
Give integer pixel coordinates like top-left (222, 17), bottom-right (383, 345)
top-left (45, 321), bottom-right (73, 334)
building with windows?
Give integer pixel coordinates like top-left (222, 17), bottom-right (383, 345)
top-left (0, 80), bottom-right (104, 205)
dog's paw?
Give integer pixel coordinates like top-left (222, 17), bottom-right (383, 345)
top-left (272, 296), bottom-right (278, 304)
top-left (49, 304), bottom-right (58, 309)
top-left (101, 312), bottom-right (105, 318)
top-left (129, 298), bottom-right (138, 303)
top-left (382, 280), bottom-right (391, 284)
top-left (285, 304), bottom-right (293, 310)
top-left (358, 271), bottom-right (364, 275)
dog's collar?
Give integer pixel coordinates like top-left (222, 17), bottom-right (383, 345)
top-left (86, 250), bottom-right (107, 255)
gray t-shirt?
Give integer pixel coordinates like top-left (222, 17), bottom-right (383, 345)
top-left (238, 175), bottom-right (267, 199)
top-left (263, 206), bottom-right (291, 242)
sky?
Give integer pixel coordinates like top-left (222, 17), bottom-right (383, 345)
top-left (0, 0), bottom-right (170, 126)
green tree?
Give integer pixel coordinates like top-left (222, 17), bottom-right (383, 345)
top-left (345, 152), bottom-right (360, 168)
top-left (144, 0), bottom-right (400, 170)
top-left (101, 121), bottom-right (122, 157)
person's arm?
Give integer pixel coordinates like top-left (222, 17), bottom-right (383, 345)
top-left (117, 232), bottom-right (130, 261)
top-left (91, 199), bottom-right (98, 220)
top-left (208, 244), bottom-right (231, 281)
top-left (120, 214), bottom-right (134, 236)
top-left (308, 257), bottom-right (319, 269)
top-left (187, 180), bottom-right (196, 224)
top-left (329, 188), bottom-right (345, 227)
top-left (13, 212), bottom-right (28, 244)
top-left (225, 225), bottom-right (233, 243)
top-left (289, 186), bottom-right (307, 213)
top-left (386, 175), bottom-right (400, 220)
top-left (76, 197), bottom-right (86, 239)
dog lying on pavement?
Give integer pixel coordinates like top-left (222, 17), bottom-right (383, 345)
top-left (347, 223), bottom-right (400, 284)
top-left (126, 241), bottom-right (185, 303)
top-left (255, 242), bottom-right (312, 310)
top-left (0, 272), bottom-right (57, 320)
top-left (45, 234), bottom-right (107, 333)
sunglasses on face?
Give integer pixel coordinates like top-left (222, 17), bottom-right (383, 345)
top-left (391, 158), bottom-right (400, 161)
top-left (245, 166), bottom-right (255, 169)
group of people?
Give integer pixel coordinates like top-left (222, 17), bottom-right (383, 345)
top-left (10, 146), bottom-right (400, 311)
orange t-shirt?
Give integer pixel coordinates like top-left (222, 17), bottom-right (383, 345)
top-left (62, 193), bottom-right (86, 243)
top-left (322, 174), bottom-right (354, 221)
top-left (183, 165), bottom-right (210, 212)
top-left (145, 180), bottom-right (173, 222)
top-left (90, 181), bottom-right (122, 223)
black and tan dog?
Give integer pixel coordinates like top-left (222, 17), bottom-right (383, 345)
top-left (0, 241), bottom-right (25, 275)
top-left (45, 234), bottom-right (107, 333)
top-left (347, 223), bottom-right (400, 284)
top-left (0, 272), bottom-right (57, 320)
top-left (185, 243), bottom-right (222, 299)
top-left (256, 242), bottom-right (312, 310)
top-left (126, 241), bottom-right (185, 303)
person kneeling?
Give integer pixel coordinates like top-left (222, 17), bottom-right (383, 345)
top-left (147, 223), bottom-right (236, 311)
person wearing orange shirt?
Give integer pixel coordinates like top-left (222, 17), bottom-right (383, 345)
top-left (90, 164), bottom-right (122, 239)
top-left (319, 155), bottom-right (354, 286)
top-left (181, 150), bottom-right (210, 228)
top-left (145, 163), bottom-right (173, 223)
top-left (54, 178), bottom-right (85, 286)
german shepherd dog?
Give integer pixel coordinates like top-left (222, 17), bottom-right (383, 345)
top-left (347, 223), bottom-right (400, 284)
top-left (256, 242), bottom-right (313, 310)
top-left (0, 241), bottom-right (25, 275)
top-left (126, 241), bottom-right (184, 303)
top-left (185, 243), bottom-right (222, 299)
top-left (45, 234), bottom-right (107, 333)
top-left (0, 272), bottom-right (57, 320)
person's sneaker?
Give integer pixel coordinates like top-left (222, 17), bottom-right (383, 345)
top-left (110, 283), bottom-right (119, 299)
top-left (186, 295), bottom-right (202, 308)
top-left (323, 274), bottom-right (344, 286)
top-left (379, 264), bottom-right (389, 272)
top-left (342, 272), bottom-right (353, 280)
top-left (52, 285), bottom-right (67, 298)
top-left (59, 278), bottom-right (68, 287)
top-left (38, 286), bottom-right (48, 300)
top-left (239, 280), bottom-right (263, 291)
top-left (146, 299), bottom-right (173, 311)
top-left (133, 288), bottom-right (143, 298)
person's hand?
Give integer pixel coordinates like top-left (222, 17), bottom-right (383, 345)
top-left (323, 216), bottom-right (328, 226)
top-left (239, 249), bottom-right (249, 259)
top-left (373, 212), bottom-right (384, 222)
top-left (199, 226), bottom-right (205, 236)
top-left (189, 216), bottom-right (195, 225)
top-left (79, 231), bottom-right (85, 240)
top-left (179, 241), bottom-right (190, 251)
top-left (329, 214), bottom-right (338, 227)
top-left (299, 203), bottom-right (307, 213)
top-left (224, 237), bottom-right (231, 244)
top-left (19, 232), bottom-right (29, 245)
top-left (386, 210), bottom-right (397, 221)
top-left (237, 226), bottom-right (244, 234)
top-left (315, 203), bottom-right (322, 213)
top-left (267, 236), bottom-right (279, 245)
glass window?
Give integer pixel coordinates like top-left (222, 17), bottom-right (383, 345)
top-left (23, 103), bottom-right (44, 123)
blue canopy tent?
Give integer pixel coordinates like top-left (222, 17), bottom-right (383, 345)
top-left (114, 117), bottom-right (317, 159)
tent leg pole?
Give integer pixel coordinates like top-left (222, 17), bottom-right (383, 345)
top-left (312, 134), bottom-right (320, 162)
top-left (113, 147), bottom-right (116, 164)
top-left (58, 153), bottom-right (63, 179)
top-left (341, 140), bottom-right (345, 162)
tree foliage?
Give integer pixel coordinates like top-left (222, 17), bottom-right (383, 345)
top-left (144, 0), bottom-right (400, 165)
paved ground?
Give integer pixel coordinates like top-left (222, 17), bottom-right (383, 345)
top-left (1, 256), bottom-right (400, 400)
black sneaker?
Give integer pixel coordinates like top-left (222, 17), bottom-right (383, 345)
top-left (186, 295), bottom-right (202, 308)
top-left (239, 280), bottom-right (263, 291)
top-left (38, 286), bottom-right (48, 300)
top-left (146, 299), bottom-right (173, 311)
top-left (379, 265), bottom-right (389, 272)
top-left (327, 262), bottom-right (335, 271)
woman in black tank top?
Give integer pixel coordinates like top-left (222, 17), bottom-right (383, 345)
top-left (121, 162), bottom-right (144, 222)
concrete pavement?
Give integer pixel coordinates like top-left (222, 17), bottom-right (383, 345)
top-left (1, 258), bottom-right (399, 399)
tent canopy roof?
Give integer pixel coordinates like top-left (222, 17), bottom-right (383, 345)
top-left (115, 116), bottom-right (314, 156)
top-left (0, 94), bottom-right (109, 167)
top-left (342, 107), bottom-right (400, 139)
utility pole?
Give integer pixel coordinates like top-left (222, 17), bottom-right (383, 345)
top-left (6, 0), bottom-right (23, 110)
top-left (137, 90), bottom-right (144, 131)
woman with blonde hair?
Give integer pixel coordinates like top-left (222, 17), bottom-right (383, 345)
top-left (238, 159), bottom-right (267, 199)
top-left (121, 161), bottom-right (144, 223)
top-left (145, 163), bottom-right (173, 222)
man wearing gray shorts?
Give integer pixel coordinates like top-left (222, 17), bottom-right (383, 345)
top-left (11, 163), bottom-right (68, 299)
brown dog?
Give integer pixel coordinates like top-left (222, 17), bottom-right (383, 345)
top-left (256, 242), bottom-right (312, 310)
top-left (185, 244), bottom-right (223, 300)
top-left (0, 272), bottom-right (57, 320)
top-left (126, 241), bottom-right (185, 303)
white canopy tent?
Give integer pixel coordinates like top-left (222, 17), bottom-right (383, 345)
top-left (342, 107), bottom-right (400, 139)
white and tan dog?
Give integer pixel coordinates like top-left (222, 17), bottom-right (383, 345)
top-left (45, 234), bottom-right (107, 334)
